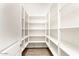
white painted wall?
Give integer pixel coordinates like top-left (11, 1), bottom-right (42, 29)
top-left (0, 4), bottom-right (21, 55)
top-left (23, 3), bottom-right (52, 16)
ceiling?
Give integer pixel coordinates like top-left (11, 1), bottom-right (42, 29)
top-left (23, 3), bottom-right (52, 16)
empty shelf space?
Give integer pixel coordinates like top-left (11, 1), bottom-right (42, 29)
top-left (50, 40), bottom-right (58, 56)
top-left (46, 42), bottom-right (58, 56)
top-left (29, 18), bottom-right (46, 23)
top-left (46, 35), bottom-right (58, 45)
top-left (50, 29), bottom-right (58, 42)
top-left (21, 42), bottom-right (29, 52)
top-left (29, 30), bottom-right (45, 36)
top-left (29, 36), bottom-right (45, 41)
top-left (28, 21), bottom-right (47, 24)
top-left (60, 48), bottom-right (69, 56)
top-left (46, 38), bottom-right (50, 43)
top-left (29, 24), bottom-right (45, 29)
top-left (0, 39), bottom-right (18, 52)
top-left (60, 42), bottom-right (79, 56)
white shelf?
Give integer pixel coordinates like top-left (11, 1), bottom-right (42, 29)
top-left (60, 4), bottom-right (79, 56)
top-left (46, 42), bottom-right (58, 56)
top-left (0, 39), bottom-right (18, 52)
top-left (60, 27), bottom-right (79, 29)
top-left (28, 15), bottom-right (47, 48)
top-left (60, 42), bottom-right (79, 56)
top-left (22, 29), bottom-right (28, 30)
top-left (50, 28), bottom-right (58, 30)
top-left (29, 20), bottom-right (46, 23)
top-left (46, 35), bottom-right (58, 45)
top-left (28, 22), bottom-right (46, 24)
top-left (21, 35), bottom-right (29, 52)
top-left (21, 46), bottom-right (25, 52)
top-left (21, 35), bottom-right (29, 41)
top-left (29, 29), bottom-right (47, 30)
top-left (29, 35), bottom-right (46, 37)
top-left (60, 48), bottom-right (69, 56)
top-left (24, 42), bottom-right (29, 48)
top-left (29, 41), bottom-right (45, 43)
top-left (29, 25), bottom-right (45, 29)
top-left (21, 42), bottom-right (29, 52)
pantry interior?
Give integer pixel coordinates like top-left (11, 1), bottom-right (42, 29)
top-left (0, 3), bottom-right (79, 56)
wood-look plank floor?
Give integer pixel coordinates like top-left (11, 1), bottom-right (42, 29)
top-left (22, 48), bottom-right (53, 56)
